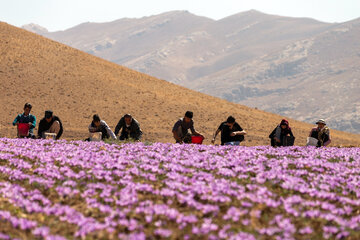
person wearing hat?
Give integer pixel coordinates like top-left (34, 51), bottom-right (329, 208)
top-left (114, 114), bottom-right (142, 141)
top-left (269, 119), bottom-right (295, 147)
top-left (172, 111), bottom-right (204, 143)
top-left (211, 116), bottom-right (246, 146)
top-left (13, 103), bottom-right (37, 138)
top-left (309, 119), bottom-right (331, 147)
top-left (37, 110), bottom-right (63, 139)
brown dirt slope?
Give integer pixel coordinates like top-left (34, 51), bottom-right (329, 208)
top-left (1, 22), bottom-right (359, 146)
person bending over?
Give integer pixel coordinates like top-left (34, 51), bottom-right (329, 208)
top-left (269, 119), bottom-right (295, 147)
top-left (172, 111), bottom-right (204, 144)
top-left (114, 114), bottom-right (142, 141)
top-left (88, 114), bottom-right (116, 140)
top-left (13, 103), bottom-right (36, 138)
top-left (38, 110), bottom-right (63, 139)
top-left (212, 116), bottom-right (246, 146)
top-left (309, 119), bottom-right (331, 147)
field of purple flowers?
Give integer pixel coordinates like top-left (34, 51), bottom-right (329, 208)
top-left (0, 138), bottom-right (359, 239)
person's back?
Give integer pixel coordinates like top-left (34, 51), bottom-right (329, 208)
top-left (127, 118), bottom-right (142, 140)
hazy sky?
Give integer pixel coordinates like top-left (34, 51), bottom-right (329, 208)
top-left (1, 0), bottom-right (360, 31)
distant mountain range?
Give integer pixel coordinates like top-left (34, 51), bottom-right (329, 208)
top-left (22, 10), bottom-right (360, 133)
top-left (22, 23), bottom-right (49, 34)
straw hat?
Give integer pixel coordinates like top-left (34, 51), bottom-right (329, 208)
top-left (316, 119), bottom-right (326, 125)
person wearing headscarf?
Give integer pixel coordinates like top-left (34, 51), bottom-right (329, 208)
top-left (269, 119), bottom-right (295, 147)
top-left (309, 119), bottom-right (331, 147)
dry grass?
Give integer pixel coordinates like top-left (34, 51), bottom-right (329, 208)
top-left (0, 22), bottom-right (359, 146)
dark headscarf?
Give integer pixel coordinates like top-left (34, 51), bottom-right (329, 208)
top-left (280, 119), bottom-right (290, 129)
top-left (280, 119), bottom-right (292, 136)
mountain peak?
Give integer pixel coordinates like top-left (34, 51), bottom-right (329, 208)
top-left (217, 9), bottom-right (272, 22)
top-left (243, 9), bottom-right (265, 14)
top-left (21, 23), bottom-right (48, 34)
top-left (147, 10), bottom-right (213, 21)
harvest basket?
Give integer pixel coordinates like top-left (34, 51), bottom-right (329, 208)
top-left (191, 135), bottom-right (204, 144)
top-left (17, 123), bottom-right (29, 137)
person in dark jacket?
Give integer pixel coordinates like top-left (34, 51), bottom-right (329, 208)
top-left (37, 110), bottom-right (63, 139)
top-left (172, 111), bottom-right (204, 143)
top-left (211, 116), bottom-right (246, 145)
top-left (269, 119), bottom-right (295, 147)
top-left (12, 103), bottom-right (36, 138)
top-left (309, 119), bottom-right (331, 147)
top-left (114, 114), bottom-right (142, 141)
top-left (88, 114), bottom-right (116, 140)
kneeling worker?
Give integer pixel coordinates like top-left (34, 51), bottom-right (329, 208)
top-left (269, 119), bottom-right (295, 147)
top-left (88, 114), bottom-right (116, 140)
top-left (114, 114), bottom-right (142, 141)
top-left (172, 111), bottom-right (204, 143)
top-left (309, 119), bottom-right (331, 147)
top-left (13, 103), bottom-right (36, 138)
top-left (212, 116), bottom-right (246, 145)
top-left (38, 110), bottom-right (63, 139)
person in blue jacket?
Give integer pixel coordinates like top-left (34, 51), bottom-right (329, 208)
top-left (12, 103), bottom-right (36, 138)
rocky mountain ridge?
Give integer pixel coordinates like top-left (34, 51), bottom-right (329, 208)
top-left (22, 10), bottom-right (360, 133)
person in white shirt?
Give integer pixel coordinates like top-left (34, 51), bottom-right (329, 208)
top-left (88, 114), bottom-right (116, 140)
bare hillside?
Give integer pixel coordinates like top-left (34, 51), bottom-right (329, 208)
top-left (30, 10), bottom-right (360, 134)
top-left (2, 22), bottom-right (359, 146)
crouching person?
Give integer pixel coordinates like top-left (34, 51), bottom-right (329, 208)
top-left (114, 114), bottom-right (142, 141)
top-left (38, 110), bottom-right (63, 139)
top-left (309, 119), bottom-right (331, 147)
top-left (88, 114), bottom-right (116, 141)
top-left (269, 119), bottom-right (295, 147)
top-left (13, 103), bottom-right (36, 138)
top-left (172, 111), bottom-right (204, 143)
top-left (212, 116), bottom-right (246, 146)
